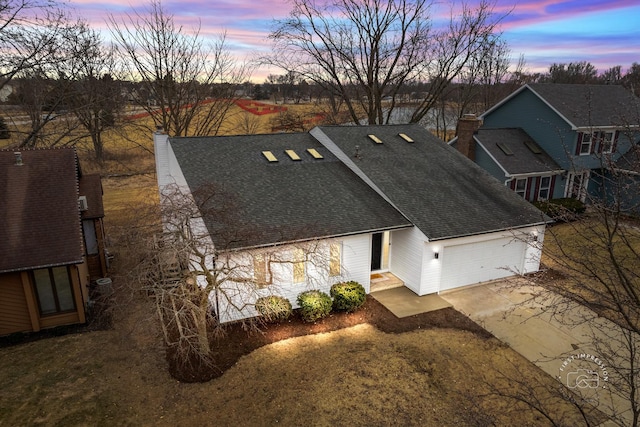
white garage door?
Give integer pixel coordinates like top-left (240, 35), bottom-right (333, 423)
top-left (440, 237), bottom-right (526, 292)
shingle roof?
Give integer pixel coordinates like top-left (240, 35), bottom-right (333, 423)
top-left (169, 133), bottom-right (412, 250)
top-left (475, 128), bottom-right (563, 175)
top-left (0, 148), bottom-right (84, 273)
top-left (315, 124), bottom-right (548, 241)
top-left (79, 174), bottom-right (104, 220)
top-left (528, 83), bottom-right (640, 128)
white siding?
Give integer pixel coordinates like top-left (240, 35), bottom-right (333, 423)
top-left (214, 234), bottom-right (372, 323)
top-left (421, 241), bottom-right (442, 295)
top-left (523, 226), bottom-right (545, 274)
top-left (342, 234), bottom-right (373, 292)
top-left (388, 227), bottom-right (426, 294)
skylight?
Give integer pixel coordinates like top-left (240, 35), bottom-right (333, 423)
top-left (368, 134), bottom-right (383, 144)
top-left (398, 133), bottom-right (414, 142)
top-left (307, 148), bottom-right (324, 159)
top-left (285, 149), bottom-right (301, 160)
top-left (496, 142), bottom-right (513, 156)
top-left (524, 140), bottom-right (543, 154)
top-left (262, 151), bottom-right (278, 162)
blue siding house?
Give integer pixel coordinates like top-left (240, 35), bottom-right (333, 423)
top-left (451, 84), bottom-right (640, 210)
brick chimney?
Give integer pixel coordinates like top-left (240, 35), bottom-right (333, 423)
top-left (455, 114), bottom-right (482, 161)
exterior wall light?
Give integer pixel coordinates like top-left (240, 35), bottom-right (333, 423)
top-left (434, 252), bottom-right (439, 259)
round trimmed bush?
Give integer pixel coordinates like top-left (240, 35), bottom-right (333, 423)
top-left (255, 295), bottom-right (292, 323)
top-left (296, 290), bottom-right (333, 323)
top-left (330, 281), bottom-right (366, 312)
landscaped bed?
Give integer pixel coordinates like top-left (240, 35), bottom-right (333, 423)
top-left (169, 295), bottom-right (491, 382)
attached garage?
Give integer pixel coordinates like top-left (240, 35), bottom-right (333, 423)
top-left (439, 236), bottom-right (527, 292)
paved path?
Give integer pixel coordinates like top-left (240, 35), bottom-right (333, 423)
top-left (440, 280), bottom-right (635, 426)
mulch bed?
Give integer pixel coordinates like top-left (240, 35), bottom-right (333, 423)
top-left (168, 296), bottom-right (492, 383)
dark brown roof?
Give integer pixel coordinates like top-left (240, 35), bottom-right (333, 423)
top-left (0, 148), bottom-right (84, 273)
top-left (79, 174), bottom-right (104, 219)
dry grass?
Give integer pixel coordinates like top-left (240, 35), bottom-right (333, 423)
top-left (0, 298), bottom-right (598, 426)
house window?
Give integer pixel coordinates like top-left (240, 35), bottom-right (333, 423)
top-left (599, 131), bottom-right (615, 154)
top-left (579, 132), bottom-right (593, 155)
top-left (253, 254), bottom-right (270, 288)
top-left (293, 248), bottom-right (305, 283)
top-left (32, 266), bottom-right (76, 315)
top-left (538, 176), bottom-right (551, 200)
top-left (329, 243), bottom-right (342, 277)
top-left (515, 178), bottom-right (528, 198)
top-left (579, 131), bottom-right (617, 155)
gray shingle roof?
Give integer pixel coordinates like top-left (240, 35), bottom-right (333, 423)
top-left (528, 84), bottom-right (640, 128)
top-left (315, 124), bottom-right (547, 241)
top-left (475, 128), bottom-right (562, 175)
top-left (169, 133), bottom-right (412, 250)
top-left (0, 148), bottom-right (84, 273)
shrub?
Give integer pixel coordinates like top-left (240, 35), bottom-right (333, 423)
top-left (330, 281), bottom-right (366, 312)
top-left (533, 198), bottom-right (586, 221)
top-left (255, 295), bottom-right (292, 323)
top-left (296, 290), bottom-right (332, 322)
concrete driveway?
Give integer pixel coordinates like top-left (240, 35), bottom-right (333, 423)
top-left (440, 279), bottom-right (634, 426)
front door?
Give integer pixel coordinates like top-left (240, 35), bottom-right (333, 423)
top-left (371, 233), bottom-right (383, 271)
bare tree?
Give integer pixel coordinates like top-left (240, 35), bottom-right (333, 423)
top-left (544, 62), bottom-right (599, 84)
top-left (63, 24), bottom-right (123, 162)
top-left (266, 0), bottom-right (505, 125)
top-left (108, 0), bottom-right (248, 137)
top-left (136, 183), bottom-right (344, 377)
top-left (0, 0), bottom-right (71, 91)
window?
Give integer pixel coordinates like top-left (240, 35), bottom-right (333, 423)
top-left (538, 176), bottom-right (551, 200)
top-left (600, 131), bottom-right (615, 154)
top-left (329, 243), bottom-right (342, 277)
top-left (515, 178), bottom-right (528, 198)
top-left (579, 132), bottom-right (593, 155)
top-left (32, 267), bottom-right (76, 315)
top-left (293, 248), bottom-right (305, 283)
top-left (579, 130), bottom-right (617, 155)
top-left (253, 254), bottom-right (270, 288)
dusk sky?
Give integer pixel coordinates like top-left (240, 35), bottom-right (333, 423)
top-left (65, 0), bottom-right (640, 81)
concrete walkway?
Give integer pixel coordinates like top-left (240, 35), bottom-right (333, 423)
top-left (440, 279), bottom-right (634, 426)
top-left (371, 286), bottom-right (452, 318)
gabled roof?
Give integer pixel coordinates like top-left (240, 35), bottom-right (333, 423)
top-left (169, 133), bottom-right (412, 250)
top-left (475, 128), bottom-right (563, 176)
top-left (482, 83), bottom-right (640, 129)
top-left (313, 124), bottom-right (547, 241)
top-left (0, 148), bottom-right (84, 273)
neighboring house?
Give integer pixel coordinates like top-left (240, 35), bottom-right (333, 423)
top-left (450, 84), bottom-right (640, 204)
top-left (0, 148), bottom-right (108, 336)
top-left (154, 124), bottom-right (549, 322)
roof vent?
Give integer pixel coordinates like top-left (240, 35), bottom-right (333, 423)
top-left (78, 196), bottom-right (88, 211)
top-left (14, 152), bottom-right (23, 166)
